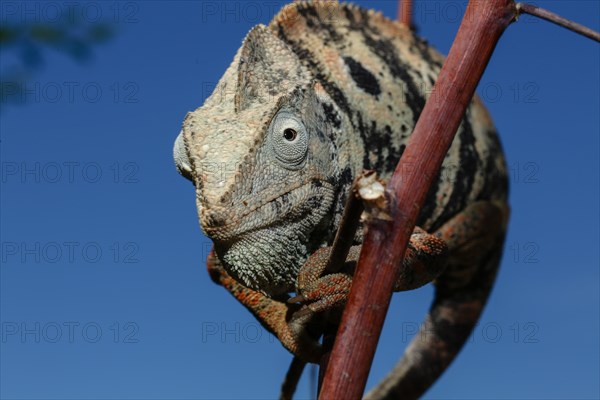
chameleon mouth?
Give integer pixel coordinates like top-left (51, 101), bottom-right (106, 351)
top-left (200, 178), bottom-right (335, 242)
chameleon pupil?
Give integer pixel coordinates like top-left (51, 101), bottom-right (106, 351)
top-left (283, 128), bottom-right (297, 141)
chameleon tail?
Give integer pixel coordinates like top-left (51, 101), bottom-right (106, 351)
top-left (364, 240), bottom-right (505, 400)
top-left (280, 356), bottom-right (306, 400)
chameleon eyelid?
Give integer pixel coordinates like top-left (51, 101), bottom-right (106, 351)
top-left (173, 132), bottom-right (194, 182)
top-left (269, 111), bottom-right (308, 168)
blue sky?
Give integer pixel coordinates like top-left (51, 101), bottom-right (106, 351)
top-left (1, 1), bottom-right (598, 399)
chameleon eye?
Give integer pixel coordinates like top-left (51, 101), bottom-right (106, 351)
top-left (270, 111), bottom-right (308, 168)
top-left (283, 128), bottom-right (298, 142)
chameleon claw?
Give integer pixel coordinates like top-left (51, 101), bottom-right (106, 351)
top-left (290, 306), bottom-right (315, 321)
top-left (288, 294), bottom-right (306, 304)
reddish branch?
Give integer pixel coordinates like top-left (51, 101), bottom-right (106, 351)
top-left (317, 177), bottom-right (366, 392)
top-left (397, 0), bottom-right (413, 28)
top-left (318, 1), bottom-right (517, 398)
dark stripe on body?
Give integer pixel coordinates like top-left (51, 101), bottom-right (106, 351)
top-left (343, 56), bottom-right (381, 96)
top-left (276, 25), bottom-right (354, 119)
top-left (295, 4), bottom-right (345, 45)
top-left (361, 31), bottom-right (426, 127)
top-left (477, 129), bottom-right (509, 202)
top-left (428, 116), bottom-right (480, 231)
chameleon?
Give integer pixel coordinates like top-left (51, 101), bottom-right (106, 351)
top-left (173, 1), bottom-right (509, 398)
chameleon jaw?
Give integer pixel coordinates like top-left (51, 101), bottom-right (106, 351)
top-left (202, 180), bottom-right (337, 296)
top-left (199, 178), bottom-right (335, 243)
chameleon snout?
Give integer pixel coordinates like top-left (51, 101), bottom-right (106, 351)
top-left (199, 206), bottom-right (229, 233)
top-left (198, 204), bottom-right (250, 243)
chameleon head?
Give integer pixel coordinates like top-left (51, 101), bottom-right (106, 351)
top-left (174, 25), bottom-right (348, 296)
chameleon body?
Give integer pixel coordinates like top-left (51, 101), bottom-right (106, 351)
top-left (174, 2), bottom-right (509, 398)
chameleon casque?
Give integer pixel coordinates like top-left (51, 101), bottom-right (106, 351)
top-left (174, 1), bottom-right (509, 398)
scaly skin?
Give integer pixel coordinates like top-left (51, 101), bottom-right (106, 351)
top-left (174, 2), bottom-right (509, 398)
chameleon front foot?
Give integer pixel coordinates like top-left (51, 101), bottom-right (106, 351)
top-left (290, 245), bottom-right (355, 313)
